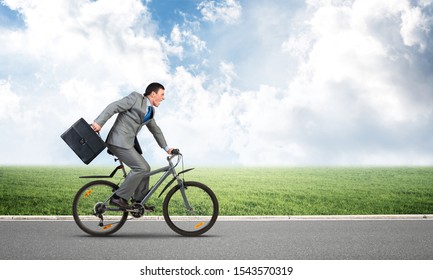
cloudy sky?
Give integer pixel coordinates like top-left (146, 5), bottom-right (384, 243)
top-left (1, 0), bottom-right (433, 166)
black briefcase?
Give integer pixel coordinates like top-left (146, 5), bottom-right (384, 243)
top-left (61, 118), bottom-right (106, 164)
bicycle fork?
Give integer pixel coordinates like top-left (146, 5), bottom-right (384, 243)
top-left (177, 178), bottom-right (193, 213)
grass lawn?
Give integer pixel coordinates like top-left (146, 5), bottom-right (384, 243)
top-left (0, 166), bottom-right (432, 216)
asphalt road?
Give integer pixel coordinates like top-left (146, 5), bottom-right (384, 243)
top-left (1, 218), bottom-right (432, 260)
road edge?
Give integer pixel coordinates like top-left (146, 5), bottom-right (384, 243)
top-left (0, 214), bottom-right (432, 221)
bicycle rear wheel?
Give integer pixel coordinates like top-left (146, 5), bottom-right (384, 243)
top-left (72, 180), bottom-right (128, 236)
top-left (163, 181), bottom-right (218, 236)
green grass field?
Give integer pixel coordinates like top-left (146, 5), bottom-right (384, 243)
top-left (0, 166), bottom-right (432, 216)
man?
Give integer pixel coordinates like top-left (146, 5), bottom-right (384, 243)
top-left (91, 82), bottom-right (174, 209)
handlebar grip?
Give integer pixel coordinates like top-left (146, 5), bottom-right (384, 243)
top-left (171, 149), bottom-right (180, 155)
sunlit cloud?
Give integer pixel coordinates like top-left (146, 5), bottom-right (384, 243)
top-left (198, 0), bottom-right (242, 24)
top-left (0, 0), bottom-right (432, 166)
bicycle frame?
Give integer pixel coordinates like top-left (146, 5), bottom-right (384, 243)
top-left (80, 153), bottom-right (195, 209)
top-left (73, 150), bottom-right (218, 237)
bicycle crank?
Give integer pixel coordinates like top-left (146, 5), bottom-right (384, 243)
top-left (128, 203), bottom-right (145, 218)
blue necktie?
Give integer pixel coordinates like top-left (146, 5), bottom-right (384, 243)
top-left (143, 106), bottom-right (153, 122)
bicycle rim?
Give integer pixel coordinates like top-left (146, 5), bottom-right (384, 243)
top-left (72, 180), bottom-right (128, 236)
top-left (163, 181), bottom-right (218, 236)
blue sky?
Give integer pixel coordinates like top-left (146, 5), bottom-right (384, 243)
top-left (1, 0), bottom-right (433, 166)
top-left (0, 3), bottom-right (23, 28)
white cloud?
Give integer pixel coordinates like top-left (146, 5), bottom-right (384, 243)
top-left (278, 0), bottom-right (433, 164)
top-left (400, 2), bottom-right (433, 51)
top-left (170, 23), bottom-right (207, 54)
top-left (1, 0), bottom-right (433, 166)
top-left (198, 0), bottom-right (242, 24)
top-left (163, 0), bottom-right (433, 166)
top-left (0, 79), bottom-right (21, 122)
top-left (0, 0), bottom-right (170, 164)
top-left (160, 20), bottom-right (207, 61)
top-left (1, 0), bottom-right (168, 86)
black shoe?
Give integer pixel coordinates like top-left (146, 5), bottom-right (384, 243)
top-left (110, 197), bottom-right (129, 208)
top-left (144, 204), bottom-right (155, 212)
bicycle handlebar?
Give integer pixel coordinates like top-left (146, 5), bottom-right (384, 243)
top-left (167, 149), bottom-right (183, 167)
top-left (167, 149), bottom-right (182, 164)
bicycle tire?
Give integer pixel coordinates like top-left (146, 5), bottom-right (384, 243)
top-left (72, 180), bottom-right (128, 236)
top-left (163, 181), bottom-right (218, 236)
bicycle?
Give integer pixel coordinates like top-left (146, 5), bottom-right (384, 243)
top-left (72, 150), bottom-right (219, 237)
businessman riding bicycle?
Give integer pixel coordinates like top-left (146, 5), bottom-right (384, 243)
top-left (91, 82), bottom-right (175, 210)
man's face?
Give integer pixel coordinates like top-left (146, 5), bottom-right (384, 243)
top-left (149, 88), bottom-right (165, 107)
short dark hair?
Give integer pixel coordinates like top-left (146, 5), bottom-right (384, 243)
top-left (144, 82), bottom-right (165, 96)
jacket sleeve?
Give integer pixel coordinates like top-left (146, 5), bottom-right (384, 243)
top-left (94, 92), bottom-right (138, 127)
top-left (146, 119), bottom-right (168, 149)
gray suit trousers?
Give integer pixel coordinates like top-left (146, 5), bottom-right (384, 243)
top-left (107, 144), bottom-right (150, 201)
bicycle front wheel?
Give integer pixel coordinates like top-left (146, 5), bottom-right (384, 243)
top-left (72, 180), bottom-right (128, 236)
top-left (163, 181), bottom-right (218, 236)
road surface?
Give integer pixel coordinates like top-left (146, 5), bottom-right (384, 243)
top-left (1, 217), bottom-right (432, 260)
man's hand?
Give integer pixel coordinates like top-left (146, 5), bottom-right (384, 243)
top-left (167, 148), bottom-right (174, 154)
top-left (168, 148), bottom-right (181, 155)
top-left (91, 122), bottom-right (101, 132)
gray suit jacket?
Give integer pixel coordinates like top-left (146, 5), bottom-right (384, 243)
top-left (94, 91), bottom-right (167, 149)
